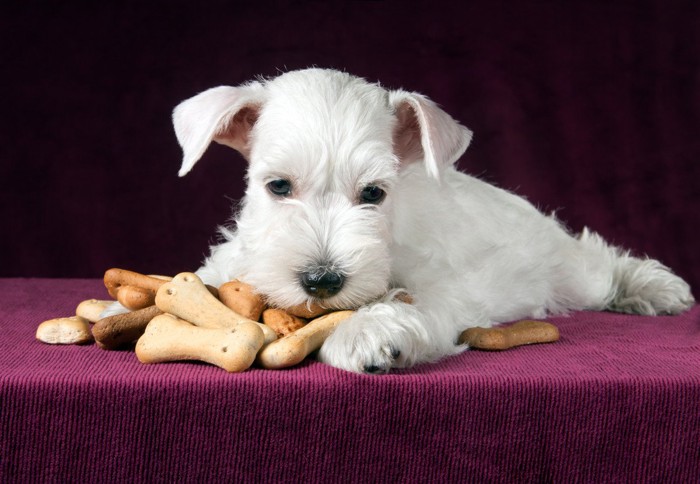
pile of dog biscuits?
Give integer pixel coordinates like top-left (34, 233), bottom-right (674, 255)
top-left (36, 268), bottom-right (355, 371)
top-left (36, 268), bottom-right (560, 372)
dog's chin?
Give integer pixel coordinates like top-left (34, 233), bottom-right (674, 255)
top-left (263, 283), bottom-right (389, 312)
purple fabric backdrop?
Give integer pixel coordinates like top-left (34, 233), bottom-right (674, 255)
top-left (2, 278), bottom-right (699, 481)
top-left (2, 1), bottom-right (698, 294)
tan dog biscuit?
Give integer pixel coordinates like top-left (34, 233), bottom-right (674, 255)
top-left (36, 316), bottom-right (93, 345)
top-left (92, 305), bottom-right (163, 349)
top-left (219, 280), bottom-right (266, 321)
top-left (262, 309), bottom-right (307, 337)
top-left (135, 313), bottom-right (264, 372)
top-left (75, 299), bottom-right (113, 323)
top-left (458, 320), bottom-right (560, 350)
top-left (156, 272), bottom-right (277, 343)
top-left (257, 310), bottom-right (354, 369)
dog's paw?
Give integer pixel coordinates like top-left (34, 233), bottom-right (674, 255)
top-left (317, 314), bottom-right (402, 373)
top-left (610, 259), bottom-right (695, 315)
top-left (363, 347), bottom-right (402, 374)
top-left (317, 303), bottom-right (428, 374)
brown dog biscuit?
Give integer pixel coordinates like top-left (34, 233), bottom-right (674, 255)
top-left (459, 320), bottom-right (560, 350)
top-left (283, 302), bottom-right (333, 319)
top-left (116, 285), bottom-right (156, 311)
top-left (92, 305), bottom-right (163, 349)
top-left (218, 280), bottom-right (267, 321)
top-left (104, 268), bottom-right (170, 300)
top-left (262, 309), bottom-right (307, 337)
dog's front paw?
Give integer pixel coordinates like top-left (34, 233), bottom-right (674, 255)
top-left (317, 303), bottom-right (428, 374)
top-left (317, 313), bottom-right (401, 373)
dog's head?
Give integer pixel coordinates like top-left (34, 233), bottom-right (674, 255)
top-left (173, 68), bottom-right (472, 309)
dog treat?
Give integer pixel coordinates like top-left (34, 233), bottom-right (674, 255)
top-left (156, 272), bottom-right (277, 343)
top-left (262, 308), bottom-right (307, 337)
top-left (36, 316), bottom-right (93, 345)
top-left (458, 320), bottom-right (560, 350)
top-left (75, 299), bottom-right (113, 323)
top-left (104, 268), bottom-right (170, 301)
top-left (257, 310), bottom-right (354, 369)
top-left (135, 313), bottom-right (264, 372)
top-left (148, 274), bottom-right (173, 281)
top-left (92, 305), bottom-right (164, 349)
top-left (284, 301), bottom-right (333, 319)
top-left (218, 280), bottom-right (266, 321)
top-left (116, 285), bottom-right (156, 311)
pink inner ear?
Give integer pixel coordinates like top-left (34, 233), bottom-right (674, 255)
top-left (393, 101), bottom-right (424, 165)
top-left (214, 105), bottom-right (260, 159)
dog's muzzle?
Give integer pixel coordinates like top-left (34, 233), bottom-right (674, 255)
top-left (300, 268), bottom-right (345, 299)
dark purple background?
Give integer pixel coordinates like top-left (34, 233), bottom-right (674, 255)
top-left (2, 1), bottom-right (698, 291)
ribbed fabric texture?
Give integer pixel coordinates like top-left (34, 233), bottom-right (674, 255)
top-left (1, 278), bottom-right (698, 482)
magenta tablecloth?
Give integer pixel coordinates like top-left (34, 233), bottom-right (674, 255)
top-left (1, 278), bottom-right (699, 482)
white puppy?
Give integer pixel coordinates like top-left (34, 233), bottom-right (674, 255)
top-left (172, 68), bottom-right (693, 373)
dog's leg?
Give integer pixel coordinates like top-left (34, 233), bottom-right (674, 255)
top-left (561, 229), bottom-right (694, 315)
top-left (317, 292), bottom-right (463, 373)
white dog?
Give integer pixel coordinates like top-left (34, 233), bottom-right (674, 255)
top-left (170, 68), bottom-right (693, 373)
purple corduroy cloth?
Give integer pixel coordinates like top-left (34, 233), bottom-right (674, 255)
top-left (1, 278), bottom-right (699, 482)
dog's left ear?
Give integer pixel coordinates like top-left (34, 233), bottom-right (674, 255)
top-left (390, 90), bottom-right (473, 179)
top-left (172, 82), bottom-right (266, 177)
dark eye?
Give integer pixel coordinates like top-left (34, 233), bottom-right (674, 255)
top-left (360, 185), bottom-right (386, 204)
top-left (267, 179), bottom-right (292, 197)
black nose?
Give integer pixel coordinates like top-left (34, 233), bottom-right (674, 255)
top-left (300, 270), bottom-right (345, 299)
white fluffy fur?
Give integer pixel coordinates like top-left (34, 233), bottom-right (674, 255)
top-left (169, 68), bottom-right (694, 373)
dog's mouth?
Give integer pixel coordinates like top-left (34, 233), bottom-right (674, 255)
top-left (295, 265), bottom-right (387, 309)
top-left (255, 272), bottom-right (389, 314)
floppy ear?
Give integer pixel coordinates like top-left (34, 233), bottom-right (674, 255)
top-left (172, 82), bottom-right (265, 177)
top-left (390, 90), bottom-right (473, 179)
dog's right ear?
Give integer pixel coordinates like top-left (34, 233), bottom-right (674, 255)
top-left (172, 83), bottom-right (265, 177)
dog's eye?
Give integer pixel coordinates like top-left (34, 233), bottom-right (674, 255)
top-left (360, 185), bottom-right (386, 204)
top-left (267, 179), bottom-right (292, 197)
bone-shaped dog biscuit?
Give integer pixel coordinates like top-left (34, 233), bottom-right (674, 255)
top-left (458, 320), bottom-right (560, 350)
top-left (104, 268), bottom-right (170, 300)
top-left (257, 310), bottom-right (354, 369)
top-left (136, 313), bottom-right (264, 372)
top-left (103, 269), bottom-right (175, 311)
top-left (156, 272), bottom-right (277, 343)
